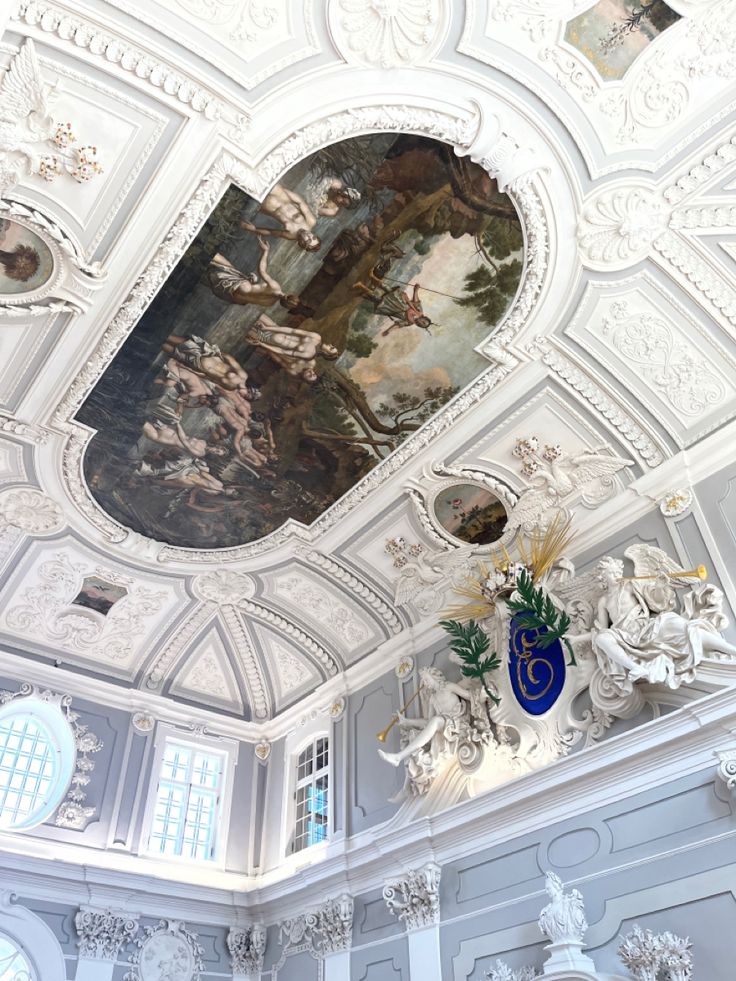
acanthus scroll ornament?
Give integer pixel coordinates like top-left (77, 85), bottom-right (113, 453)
top-left (383, 863), bottom-right (441, 930)
top-left (0, 487), bottom-right (64, 536)
top-left (577, 187), bottom-right (669, 270)
top-left (618, 925), bottom-right (693, 980)
top-left (75, 907), bottom-right (139, 961)
top-left (227, 923), bottom-right (267, 976)
top-left (715, 748), bottom-right (736, 796)
top-left (278, 894), bottom-right (354, 958)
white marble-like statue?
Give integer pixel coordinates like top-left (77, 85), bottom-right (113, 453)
top-left (378, 666), bottom-right (490, 796)
top-left (588, 548), bottom-right (736, 692)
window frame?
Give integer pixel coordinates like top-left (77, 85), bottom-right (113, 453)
top-left (140, 724), bottom-right (237, 868)
top-left (0, 696), bottom-right (76, 832)
top-left (286, 730), bottom-right (331, 857)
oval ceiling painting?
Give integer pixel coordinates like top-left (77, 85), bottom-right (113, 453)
top-left (433, 483), bottom-right (509, 546)
top-left (78, 134), bottom-right (525, 549)
top-left (0, 218), bottom-right (54, 296)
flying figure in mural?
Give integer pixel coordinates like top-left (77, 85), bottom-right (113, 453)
top-left (207, 236), bottom-right (314, 316)
top-left (243, 313), bottom-right (339, 382)
top-left (353, 277), bottom-right (433, 336)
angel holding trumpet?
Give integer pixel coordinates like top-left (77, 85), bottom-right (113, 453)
top-left (577, 547), bottom-right (736, 692)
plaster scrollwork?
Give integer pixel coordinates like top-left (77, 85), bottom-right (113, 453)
top-left (659, 488), bottom-right (693, 517)
top-left (715, 748), bottom-right (736, 796)
top-left (488, 0), bottom-right (594, 41)
top-left (192, 570), bottom-right (255, 605)
top-left (75, 907), bottom-right (139, 961)
top-left (0, 487), bottom-right (64, 536)
top-left (125, 919), bottom-right (204, 981)
top-left (485, 963), bottom-right (538, 981)
top-left (278, 894), bottom-right (354, 959)
top-left (618, 925), bottom-right (693, 980)
top-left (383, 863), bottom-right (441, 931)
top-left (12, 1), bottom-right (222, 119)
top-left (387, 538), bottom-right (478, 616)
top-left (577, 187), bottom-right (669, 270)
top-left (5, 553), bottom-right (167, 666)
top-left (227, 923), bottom-right (267, 976)
top-left (330, 0), bottom-right (446, 68)
top-left (600, 302), bottom-right (727, 417)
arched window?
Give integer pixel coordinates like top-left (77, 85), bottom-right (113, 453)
top-left (0, 932), bottom-right (34, 980)
top-left (292, 735), bottom-right (329, 853)
top-left (0, 695), bottom-right (76, 831)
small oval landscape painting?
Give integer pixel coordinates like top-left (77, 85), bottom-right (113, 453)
top-left (78, 134), bottom-right (525, 549)
top-left (433, 483), bottom-right (509, 546)
top-left (0, 218), bottom-right (54, 295)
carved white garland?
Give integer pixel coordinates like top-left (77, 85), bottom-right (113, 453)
top-left (11, 0), bottom-right (222, 119)
top-left (124, 919), bottom-right (204, 981)
top-left (383, 862), bottom-right (441, 931)
top-left (50, 104), bottom-right (550, 562)
top-left (277, 894), bottom-right (354, 961)
top-left (228, 924), bottom-right (267, 975)
top-left (0, 682), bottom-right (103, 830)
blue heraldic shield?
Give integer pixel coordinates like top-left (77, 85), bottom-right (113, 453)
top-left (509, 612), bottom-right (567, 715)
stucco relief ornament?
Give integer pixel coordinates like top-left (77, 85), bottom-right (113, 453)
top-left (618, 925), bottom-right (693, 981)
top-left (0, 487), bottom-right (64, 536)
top-left (254, 739), bottom-right (271, 762)
top-left (485, 962), bottom-right (538, 981)
top-left (316, 894), bottom-right (354, 953)
top-left (0, 39), bottom-right (103, 197)
top-left (333, 0), bottom-right (442, 67)
top-left (659, 488), bottom-right (694, 517)
top-left (125, 919), bottom-right (203, 981)
top-left (388, 538), bottom-right (477, 616)
top-left (383, 863), bottom-right (441, 931)
top-left (508, 437), bottom-right (632, 531)
top-left (577, 188), bottom-right (669, 271)
top-left (75, 907), bottom-right (139, 961)
top-left (192, 569), bottom-right (255, 605)
top-left (55, 705), bottom-right (103, 829)
top-left (715, 748), bottom-right (736, 796)
top-left (227, 924), bottom-right (266, 976)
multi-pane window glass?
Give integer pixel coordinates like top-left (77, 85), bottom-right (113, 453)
top-left (0, 934), bottom-right (34, 981)
top-left (293, 736), bottom-right (329, 853)
top-left (0, 715), bottom-right (57, 831)
top-left (148, 742), bottom-right (224, 861)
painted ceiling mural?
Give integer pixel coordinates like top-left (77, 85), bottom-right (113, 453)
top-left (78, 134), bottom-right (524, 549)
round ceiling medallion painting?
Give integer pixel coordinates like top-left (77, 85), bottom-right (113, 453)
top-left (0, 218), bottom-right (54, 296)
top-left (433, 483), bottom-right (509, 546)
top-left (78, 133), bottom-right (525, 549)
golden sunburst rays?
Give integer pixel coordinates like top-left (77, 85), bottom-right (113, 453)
top-left (517, 512), bottom-right (575, 582)
top-left (441, 513), bottom-right (575, 622)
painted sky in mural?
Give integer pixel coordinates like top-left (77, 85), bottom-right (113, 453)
top-left (78, 134), bottom-right (524, 549)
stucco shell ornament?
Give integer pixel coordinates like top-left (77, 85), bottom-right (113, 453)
top-left (59, 105), bottom-right (550, 561)
top-left (125, 920), bottom-right (203, 981)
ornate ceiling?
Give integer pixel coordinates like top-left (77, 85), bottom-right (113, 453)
top-left (0, 0), bottom-right (734, 736)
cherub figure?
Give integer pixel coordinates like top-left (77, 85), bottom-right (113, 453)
top-left (589, 552), bottom-right (736, 691)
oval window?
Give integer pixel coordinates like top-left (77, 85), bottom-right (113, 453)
top-left (0, 697), bottom-right (76, 831)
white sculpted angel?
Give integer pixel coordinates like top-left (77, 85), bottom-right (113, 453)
top-left (589, 545), bottom-right (736, 691)
top-left (507, 443), bottom-right (632, 532)
top-left (0, 39), bottom-right (101, 195)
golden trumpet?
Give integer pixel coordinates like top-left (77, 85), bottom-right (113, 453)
top-left (376, 687), bottom-right (423, 742)
top-left (621, 564), bottom-right (707, 582)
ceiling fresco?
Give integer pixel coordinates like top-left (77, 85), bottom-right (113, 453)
top-left (77, 134), bottom-right (524, 549)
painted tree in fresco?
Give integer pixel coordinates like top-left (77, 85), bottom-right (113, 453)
top-left (455, 216), bottom-right (524, 327)
top-left (0, 244), bottom-right (40, 281)
top-left (599, 0), bottom-right (680, 53)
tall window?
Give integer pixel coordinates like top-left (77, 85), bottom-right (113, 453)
top-left (293, 736), bottom-right (329, 853)
top-left (0, 933), bottom-right (34, 980)
top-left (0, 698), bottom-right (75, 832)
top-left (147, 740), bottom-right (226, 861)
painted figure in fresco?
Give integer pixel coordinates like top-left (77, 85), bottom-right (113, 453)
top-left (589, 556), bottom-right (736, 691)
top-left (136, 454), bottom-right (232, 496)
top-left (353, 278), bottom-right (432, 336)
top-left (140, 419), bottom-right (222, 459)
top-left (240, 183), bottom-right (322, 252)
top-left (207, 236), bottom-right (314, 316)
top-left (162, 335), bottom-right (249, 391)
top-left (243, 313), bottom-right (339, 382)
top-left (316, 178), bottom-right (362, 217)
top-left (378, 666), bottom-right (478, 768)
